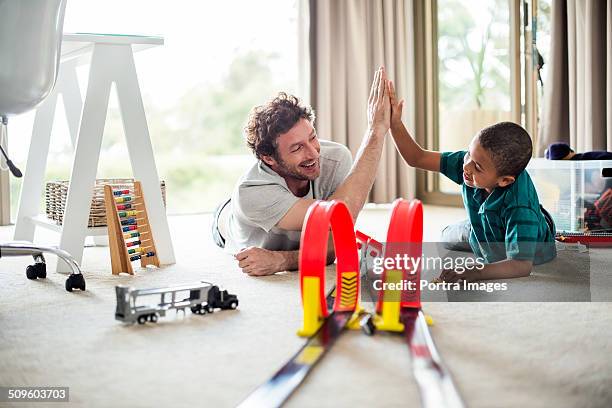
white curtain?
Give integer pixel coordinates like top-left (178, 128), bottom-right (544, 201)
top-left (539, 0), bottom-right (612, 155)
top-left (305, 0), bottom-right (417, 202)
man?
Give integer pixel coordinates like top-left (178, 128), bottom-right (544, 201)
top-left (212, 67), bottom-right (391, 276)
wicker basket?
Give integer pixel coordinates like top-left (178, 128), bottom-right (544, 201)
top-left (45, 178), bottom-right (166, 228)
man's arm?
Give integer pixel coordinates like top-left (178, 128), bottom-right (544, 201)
top-left (276, 67), bottom-right (392, 230)
top-left (387, 80), bottom-right (440, 172)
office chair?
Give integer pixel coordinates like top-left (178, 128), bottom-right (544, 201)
top-left (0, 0), bottom-right (85, 291)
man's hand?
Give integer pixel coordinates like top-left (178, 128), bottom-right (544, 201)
top-left (367, 67), bottom-right (391, 137)
top-left (235, 247), bottom-right (290, 276)
top-left (388, 80), bottom-right (405, 130)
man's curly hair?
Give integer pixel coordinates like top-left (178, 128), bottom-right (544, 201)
top-left (245, 93), bottom-right (315, 160)
top-left (478, 122), bottom-right (533, 177)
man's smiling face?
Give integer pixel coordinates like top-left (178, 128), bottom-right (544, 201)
top-left (265, 118), bottom-right (321, 181)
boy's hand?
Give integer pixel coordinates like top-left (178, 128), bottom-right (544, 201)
top-left (388, 80), bottom-right (405, 128)
top-left (440, 259), bottom-right (532, 282)
top-left (388, 80), bottom-right (405, 130)
top-left (439, 266), bottom-right (481, 283)
top-left (367, 67), bottom-right (391, 136)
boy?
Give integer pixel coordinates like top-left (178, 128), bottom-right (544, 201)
top-left (387, 81), bottom-right (556, 282)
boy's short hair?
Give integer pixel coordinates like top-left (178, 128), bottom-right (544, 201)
top-left (478, 122), bottom-right (532, 177)
top-left (245, 92), bottom-right (315, 160)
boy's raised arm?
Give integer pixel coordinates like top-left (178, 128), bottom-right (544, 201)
top-left (388, 80), bottom-right (441, 172)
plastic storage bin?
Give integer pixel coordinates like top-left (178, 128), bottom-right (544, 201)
top-left (526, 158), bottom-right (612, 233)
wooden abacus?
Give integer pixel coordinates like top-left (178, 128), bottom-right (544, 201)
top-left (104, 181), bottom-right (160, 275)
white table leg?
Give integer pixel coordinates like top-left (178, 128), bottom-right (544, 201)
top-left (114, 45), bottom-right (175, 265)
top-left (14, 60), bottom-right (82, 242)
top-left (61, 60), bottom-right (84, 147)
top-left (57, 45), bottom-right (113, 273)
top-left (14, 87), bottom-right (59, 242)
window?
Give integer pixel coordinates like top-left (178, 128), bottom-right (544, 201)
top-left (437, 0), bottom-right (514, 195)
top-left (416, 0), bottom-right (545, 205)
top-left (8, 0), bottom-right (300, 220)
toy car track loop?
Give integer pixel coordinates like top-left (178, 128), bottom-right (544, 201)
top-left (378, 198), bottom-right (423, 312)
top-left (238, 201), bottom-right (362, 407)
top-left (384, 199), bottom-right (464, 408)
top-left (238, 199), bottom-right (463, 408)
top-left (298, 200), bottom-right (360, 337)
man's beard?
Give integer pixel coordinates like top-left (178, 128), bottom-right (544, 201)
top-left (274, 156), bottom-right (319, 181)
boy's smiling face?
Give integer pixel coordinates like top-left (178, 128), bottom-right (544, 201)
top-left (463, 136), bottom-right (516, 192)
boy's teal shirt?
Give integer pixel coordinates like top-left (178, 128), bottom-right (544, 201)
top-left (440, 150), bottom-right (556, 265)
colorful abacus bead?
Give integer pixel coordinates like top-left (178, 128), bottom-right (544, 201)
top-left (113, 189), bottom-right (130, 196)
top-left (120, 218), bottom-right (137, 226)
top-left (117, 203), bottom-right (132, 211)
top-left (129, 251), bottom-right (155, 262)
top-left (123, 232), bottom-right (140, 239)
top-left (118, 210), bottom-right (138, 218)
top-left (126, 240), bottom-right (141, 247)
top-left (115, 196), bottom-right (132, 203)
top-left (127, 247), bottom-right (145, 254)
top-left (122, 225), bottom-right (137, 232)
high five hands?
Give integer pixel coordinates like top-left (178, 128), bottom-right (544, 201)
top-left (367, 67), bottom-right (391, 136)
top-left (367, 66), bottom-right (405, 136)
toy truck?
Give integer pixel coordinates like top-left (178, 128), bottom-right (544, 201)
top-left (115, 281), bottom-right (238, 324)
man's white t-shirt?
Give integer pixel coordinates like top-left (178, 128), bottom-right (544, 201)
top-left (223, 140), bottom-right (353, 252)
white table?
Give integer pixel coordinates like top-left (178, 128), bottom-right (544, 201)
top-left (14, 33), bottom-right (175, 273)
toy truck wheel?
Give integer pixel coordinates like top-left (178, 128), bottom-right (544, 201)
top-left (229, 300), bottom-right (238, 309)
top-left (149, 314), bottom-right (158, 323)
top-left (190, 305), bottom-right (201, 314)
top-left (137, 315), bottom-right (147, 325)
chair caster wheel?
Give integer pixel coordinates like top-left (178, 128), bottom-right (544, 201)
top-left (65, 274), bottom-right (86, 292)
top-left (26, 263), bottom-right (46, 280)
top-left (26, 265), bottom-right (38, 280)
top-left (35, 263), bottom-right (47, 279)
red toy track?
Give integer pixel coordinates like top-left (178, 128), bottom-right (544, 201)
top-left (378, 198), bottom-right (423, 311)
top-left (299, 200), bottom-right (360, 316)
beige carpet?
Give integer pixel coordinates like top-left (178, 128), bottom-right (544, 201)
top-left (1, 207), bottom-right (612, 408)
